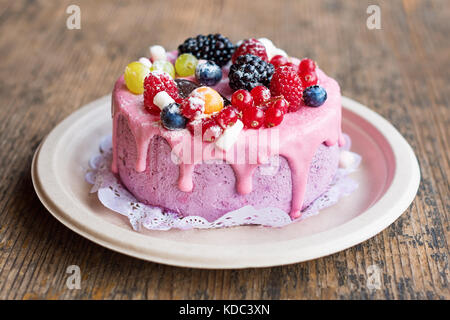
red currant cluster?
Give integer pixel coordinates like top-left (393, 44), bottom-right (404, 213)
top-left (231, 86), bottom-right (288, 129)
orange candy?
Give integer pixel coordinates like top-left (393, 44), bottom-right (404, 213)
top-left (191, 87), bottom-right (223, 114)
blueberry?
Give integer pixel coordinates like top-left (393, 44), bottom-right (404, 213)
top-left (160, 103), bottom-right (187, 130)
top-left (303, 85), bottom-right (327, 107)
top-left (195, 60), bottom-right (223, 86)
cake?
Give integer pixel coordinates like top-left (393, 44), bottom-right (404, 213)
top-left (111, 35), bottom-right (345, 222)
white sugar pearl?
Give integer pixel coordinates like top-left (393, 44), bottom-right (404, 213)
top-left (149, 45), bottom-right (167, 61)
top-left (138, 57), bottom-right (152, 68)
top-left (339, 150), bottom-right (356, 169)
top-left (215, 119), bottom-right (244, 151)
top-left (153, 91), bottom-right (175, 110)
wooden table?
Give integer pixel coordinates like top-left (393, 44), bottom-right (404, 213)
top-left (0, 0), bottom-right (448, 300)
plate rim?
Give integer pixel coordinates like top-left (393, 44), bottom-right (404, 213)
top-left (31, 95), bottom-right (421, 269)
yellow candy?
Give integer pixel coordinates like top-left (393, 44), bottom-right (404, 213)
top-left (150, 60), bottom-right (176, 78)
top-left (191, 87), bottom-right (223, 114)
top-left (124, 61), bottom-right (150, 94)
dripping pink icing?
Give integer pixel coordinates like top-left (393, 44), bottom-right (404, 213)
top-left (111, 64), bottom-right (344, 219)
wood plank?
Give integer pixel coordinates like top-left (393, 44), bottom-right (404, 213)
top-left (0, 0), bottom-right (448, 300)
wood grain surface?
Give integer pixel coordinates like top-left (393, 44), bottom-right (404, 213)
top-left (0, 0), bottom-right (448, 300)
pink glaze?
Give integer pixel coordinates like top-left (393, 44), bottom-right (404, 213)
top-left (111, 65), bottom-right (344, 218)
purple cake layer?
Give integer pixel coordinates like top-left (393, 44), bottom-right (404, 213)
top-left (116, 116), bottom-right (340, 221)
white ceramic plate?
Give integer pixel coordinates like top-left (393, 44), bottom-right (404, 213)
top-left (32, 96), bottom-right (420, 269)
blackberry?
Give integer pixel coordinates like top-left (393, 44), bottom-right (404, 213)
top-left (228, 54), bottom-right (275, 91)
top-left (178, 34), bottom-right (235, 67)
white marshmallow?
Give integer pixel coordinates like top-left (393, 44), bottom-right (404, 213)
top-left (149, 45), bottom-right (167, 61)
top-left (138, 57), bottom-right (152, 68)
top-left (272, 48), bottom-right (288, 57)
top-left (153, 91), bottom-right (175, 110)
top-left (339, 150), bottom-right (356, 169)
top-left (258, 37), bottom-right (274, 49)
top-left (215, 119), bottom-right (244, 151)
top-left (258, 37), bottom-right (277, 60)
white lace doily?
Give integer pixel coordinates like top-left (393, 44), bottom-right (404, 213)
top-left (85, 135), bottom-right (361, 231)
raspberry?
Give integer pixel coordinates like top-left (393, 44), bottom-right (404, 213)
top-left (265, 105), bottom-right (284, 128)
top-left (270, 66), bottom-right (303, 112)
top-left (250, 86), bottom-right (271, 106)
top-left (270, 55), bottom-right (289, 69)
top-left (231, 89), bottom-right (253, 112)
top-left (299, 71), bottom-right (318, 88)
top-left (242, 106), bottom-right (265, 129)
top-left (213, 106), bottom-right (239, 129)
top-left (283, 62), bottom-right (299, 73)
top-left (144, 72), bottom-right (180, 115)
top-left (229, 54), bottom-right (275, 91)
top-left (298, 58), bottom-right (317, 73)
top-left (232, 38), bottom-right (269, 63)
top-left (178, 34), bottom-right (236, 67)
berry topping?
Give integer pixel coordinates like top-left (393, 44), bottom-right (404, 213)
top-left (175, 79), bottom-right (200, 98)
top-left (283, 62), bottom-right (299, 73)
top-left (144, 72), bottom-right (180, 115)
top-left (195, 60), bottom-right (223, 86)
top-left (229, 54), bottom-right (275, 91)
top-left (299, 71), bottom-right (318, 88)
top-left (242, 106), bottom-right (265, 129)
top-left (231, 89), bottom-right (254, 112)
top-left (270, 96), bottom-right (289, 114)
top-left (180, 97), bottom-right (203, 120)
top-left (178, 34), bottom-right (236, 67)
top-left (270, 66), bottom-right (303, 112)
top-left (213, 106), bottom-right (239, 129)
top-left (232, 38), bottom-right (269, 63)
top-left (150, 60), bottom-right (175, 78)
top-left (303, 85), bottom-right (327, 107)
top-left (160, 103), bottom-right (188, 130)
top-left (250, 85), bottom-right (271, 106)
top-left (270, 55), bottom-right (289, 69)
top-left (202, 119), bottom-right (224, 142)
top-left (175, 53), bottom-right (198, 77)
top-left (265, 105), bottom-right (285, 128)
top-left (187, 118), bottom-right (223, 142)
top-left (190, 87), bottom-right (224, 114)
top-left (124, 61), bottom-right (150, 94)
top-left (298, 58), bottom-right (317, 73)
